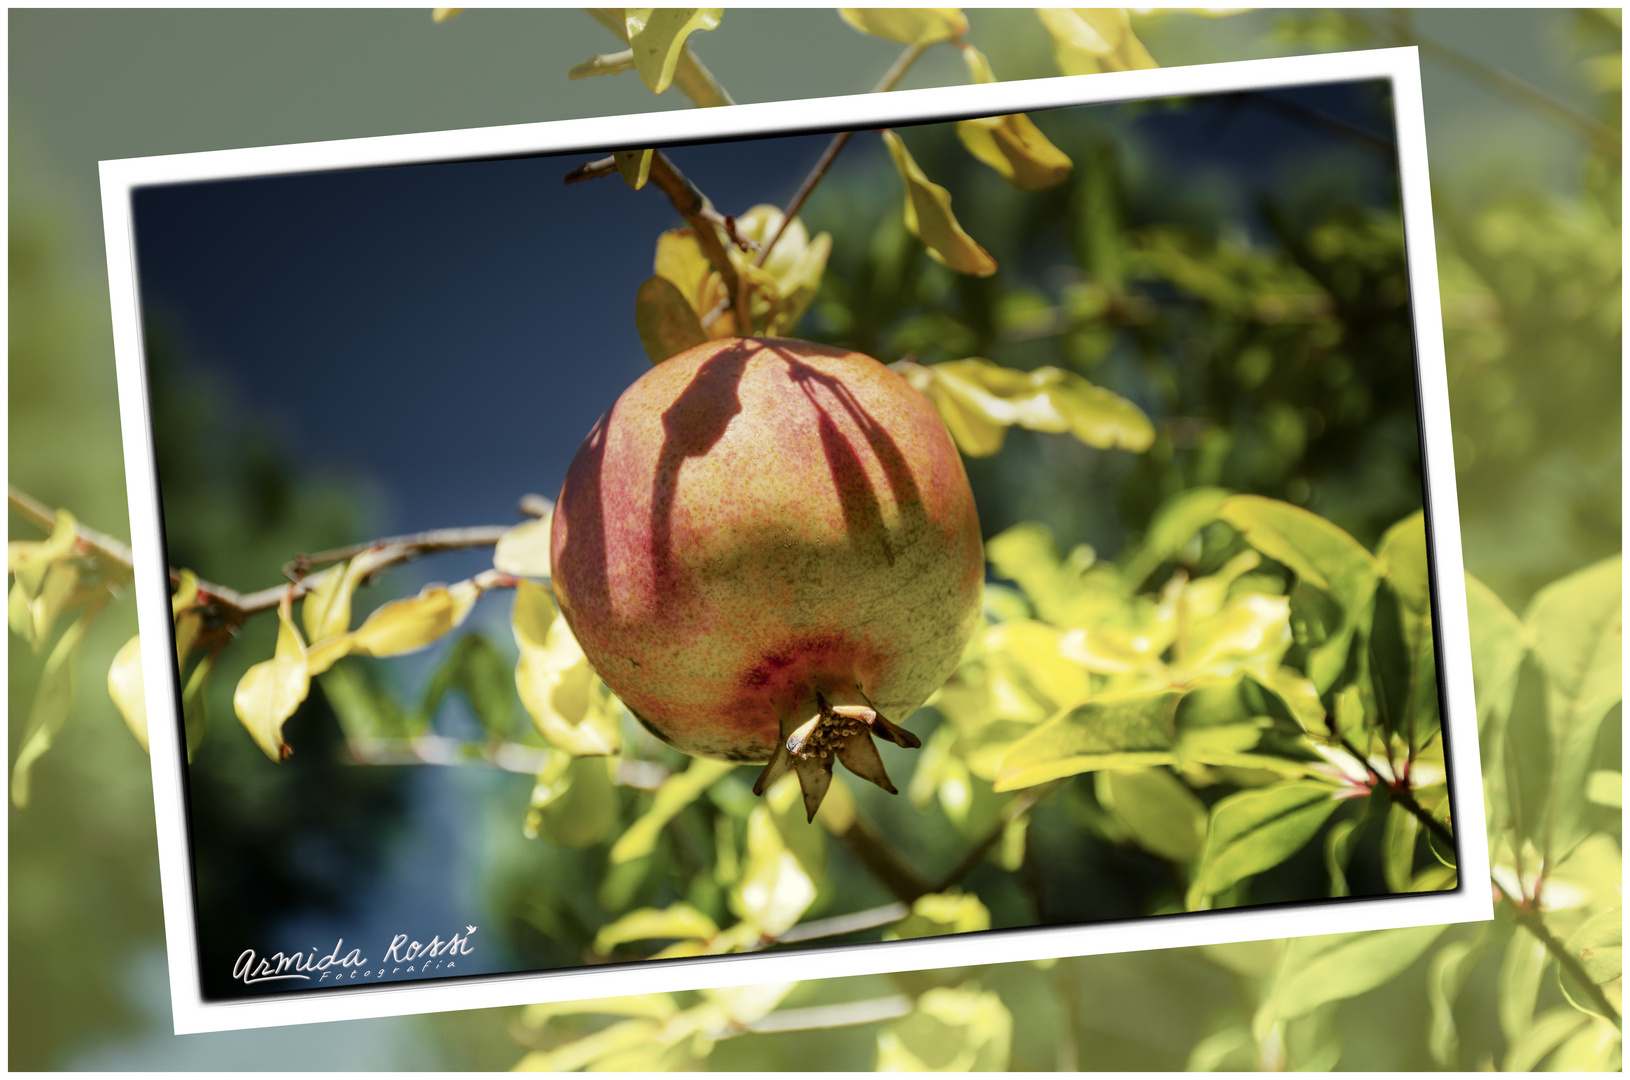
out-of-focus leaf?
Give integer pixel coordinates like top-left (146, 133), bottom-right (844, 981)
top-left (1524, 555), bottom-right (1622, 862)
top-left (1559, 907), bottom-right (1622, 1018)
top-left (624, 8), bottom-right (722, 95)
top-left (895, 357), bottom-right (1153, 458)
top-left (1504, 1005), bottom-right (1592, 1072)
top-left (1546, 1016), bottom-right (1621, 1071)
top-left (1378, 510), bottom-right (1430, 611)
top-left (431, 8), bottom-right (461, 22)
top-left (11, 609), bottom-right (93, 808)
top-left (635, 275), bottom-right (709, 363)
top-left (614, 147), bottom-right (654, 190)
top-left (883, 890), bottom-right (992, 941)
top-left (595, 902), bottom-right (719, 953)
top-left (839, 7), bottom-right (966, 44)
top-left (1175, 593), bottom-right (1293, 684)
top-left (732, 804), bottom-right (817, 936)
top-left (1121, 486), bottom-right (1230, 588)
top-left (494, 512), bottom-right (553, 579)
top-left (1586, 769), bottom-right (1621, 808)
top-left (180, 652), bottom-right (214, 761)
top-left (1498, 933), bottom-right (1549, 1046)
top-left (108, 634), bottom-right (147, 752)
top-left (318, 661), bottom-right (419, 740)
top-left (233, 594), bottom-right (310, 762)
top-left (512, 580), bottom-right (622, 756)
top-left (1221, 495), bottom-right (1379, 691)
top-left (420, 634), bottom-right (517, 739)
top-left (955, 60), bottom-right (1072, 196)
top-left (1098, 767), bottom-right (1206, 862)
top-left (610, 756), bottom-right (737, 863)
top-left (995, 690), bottom-right (1182, 791)
top-left (876, 983), bottom-right (1012, 1071)
top-left (527, 753), bottom-right (620, 848)
top-left (1189, 778), bottom-right (1342, 907)
top-left (515, 1017), bottom-right (665, 1073)
top-left (1035, 8), bottom-right (1157, 75)
top-left (1427, 932), bottom-right (1487, 1068)
top-left (881, 129), bottom-right (997, 277)
top-left (1255, 925), bottom-right (1447, 1038)
top-left (10, 508), bottom-right (76, 601)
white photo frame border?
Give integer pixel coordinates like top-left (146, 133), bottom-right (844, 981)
top-left (101, 45), bottom-right (1491, 1036)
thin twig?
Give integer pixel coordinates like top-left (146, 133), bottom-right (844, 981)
top-left (9, 485), bottom-right (135, 569)
top-left (564, 156), bottom-right (618, 185)
top-left (586, 8), bottom-right (734, 108)
top-left (743, 994), bottom-right (912, 1034)
top-left (1334, 732), bottom-right (1455, 850)
top-left (755, 41), bottom-right (929, 269)
top-left (645, 149), bottom-right (746, 330)
top-left (1510, 903), bottom-right (1622, 1030)
top-left (933, 782), bottom-right (1055, 893)
top-left (762, 902), bottom-right (909, 946)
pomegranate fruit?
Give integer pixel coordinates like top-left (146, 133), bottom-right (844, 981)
top-left (549, 337), bottom-right (983, 820)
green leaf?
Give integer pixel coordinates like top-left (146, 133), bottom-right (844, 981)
top-left (1097, 767), bottom-right (1206, 862)
top-left (881, 129), bottom-right (997, 277)
top-left (635, 275), bottom-right (709, 364)
top-left (1221, 495), bottom-right (1379, 691)
top-left (318, 660), bottom-right (418, 740)
top-left (624, 9), bottom-right (722, 95)
top-left (876, 983), bottom-right (1012, 1072)
top-left (610, 757), bottom-right (737, 864)
top-left (1255, 925), bottom-right (1447, 1037)
top-left (883, 890), bottom-right (992, 941)
top-left (839, 7), bottom-right (966, 45)
top-left (515, 1017), bottom-right (666, 1073)
top-left (1504, 1005), bottom-right (1591, 1072)
top-left (1034, 8), bottom-right (1157, 75)
top-left (420, 634), bottom-right (517, 740)
top-left (107, 634), bottom-right (147, 752)
top-left (232, 595), bottom-right (310, 762)
top-left (1427, 933), bottom-right (1487, 1069)
top-left (1121, 486), bottom-right (1230, 588)
top-left (614, 147), bottom-right (654, 190)
top-left (1190, 778), bottom-right (1342, 907)
top-left (595, 902), bottom-right (718, 953)
top-left (1560, 906), bottom-right (1621, 1018)
top-left (994, 690), bottom-right (1182, 791)
top-left (895, 358), bottom-right (1152, 458)
top-left (180, 650), bottom-right (214, 761)
top-left (1377, 510), bottom-right (1430, 612)
top-left (1524, 555), bottom-right (1622, 862)
top-left (1498, 933), bottom-right (1550, 1045)
top-left (11, 609), bottom-right (93, 808)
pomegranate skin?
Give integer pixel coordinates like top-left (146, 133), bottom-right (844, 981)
top-left (549, 337), bottom-right (983, 767)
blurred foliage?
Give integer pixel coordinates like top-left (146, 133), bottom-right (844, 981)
top-left (8, 5), bottom-right (1622, 1072)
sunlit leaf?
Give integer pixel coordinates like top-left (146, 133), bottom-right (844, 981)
top-left (1190, 778), bottom-right (1342, 906)
top-left (1499, 932), bottom-right (1550, 1045)
top-left (624, 8), bottom-right (722, 95)
top-left (839, 7), bottom-right (966, 45)
top-left (520, 993), bottom-right (680, 1028)
top-left (897, 357), bottom-right (1152, 458)
top-left (493, 513), bottom-right (553, 579)
top-left (1524, 555), bottom-right (1622, 862)
top-left (431, 8), bottom-right (461, 22)
top-left (884, 890), bottom-right (992, 941)
top-left (233, 593), bottom-right (310, 762)
top-left (1378, 510), bottom-right (1430, 612)
top-left (108, 634), bottom-right (147, 752)
top-left (1098, 766), bottom-right (1206, 862)
top-left (527, 753), bottom-right (620, 848)
top-left (1221, 495), bottom-right (1378, 691)
top-left (956, 112), bottom-right (1073, 192)
top-left (11, 610), bottom-right (93, 808)
top-left (876, 983), bottom-right (1012, 1071)
top-left (301, 547), bottom-right (396, 645)
top-left (1256, 925), bottom-right (1447, 1037)
top-left (614, 147), bottom-right (654, 190)
top-left (1427, 932), bottom-right (1487, 1068)
top-left (1035, 8), bottom-right (1157, 75)
top-left (881, 129), bottom-right (997, 277)
top-left (515, 1017), bottom-right (665, 1073)
top-left (732, 806), bottom-right (817, 936)
top-left (1466, 573), bottom-right (1527, 739)
top-left (994, 690), bottom-right (1181, 791)
top-left (595, 902), bottom-right (720, 953)
top-left (512, 580), bottom-right (623, 756)
top-left (1120, 486), bottom-right (1231, 588)
top-left (1504, 1005), bottom-right (1592, 1072)
top-left (635, 275), bottom-right (709, 363)
top-left (11, 508), bottom-right (76, 600)
top-left (610, 756), bottom-right (737, 863)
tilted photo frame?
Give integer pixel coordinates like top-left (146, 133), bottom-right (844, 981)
top-left (101, 46), bottom-right (1491, 1035)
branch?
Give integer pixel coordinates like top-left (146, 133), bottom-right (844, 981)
top-left (830, 812), bottom-right (932, 902)
top-left (646, 149), bottom-right (747, 329)
top-left (586, 7), bottom-right (735, 108)
top-left (933, 782), bottom-right (1054, 894)
top-left (761, 901), bottom-right (909, 946)
top-left (755, 41), bottom-right (929, 269)
top-left (1334, 732), bottom-right (1455, 851)
top-left (9, 485), bottom-right (135, 570)
top-left (341, 736), bottom-right (672, 789)
top-left (1510, 903), bottom-right (1622, 1031)
top-left (742, 994), bottom-right (912, 1035)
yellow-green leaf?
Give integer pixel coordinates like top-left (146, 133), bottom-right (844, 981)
top-left (614, 147), bottom-right (654, 190)
top-left (883, 890), bottom-right (992, 941)
top-left (431, 8), bottom-right (461, 22)
top-left (625, 8), bottom-right (722, 95)
top-left (1256, 926), bottom-right (1447, 1038)
top-left (512, 580), bottom-right (622, 756)
top-left (882, 129), bottom-right (996, 277)
top-left (956, 113), bottom-right (1074, 192)
top-left (11, 609), bottom-right (93, 808)
top-left (1098, 766), bottom-right (1207, 862)
top-left (232, 594), bottom-right (311, 762)
top-left (610, 756), bottom-right (736, 863)
top-left (733, 813), bottom-right (817, 936)
top-left (635, 275), bottom-right (709, 364)
top-left (595, 903), bottom-right (720, 953)
top-left (515, 1017), bottom-right (665, 1073)
top-left (301, 548), bottom-right (395, 645)
top-left (995, 690), bottom-right (1182, 791)
top-left (1036, 8), bottom-right (1157, 75)
top-left (1189, 778), bottom-right (1342, 907)
top-left (525, 752), bottom-right (619, 847)
top-left (108, 634), bottom-right (147, 752)
top-left (1378, 510), bottom-right (1430, 612)
top-left (493, 514), bottom-right (554, 579)
top-left (11, 508), bottom-right (77, 600)
top-left (307, 577), bottom-right (487, 675)
top-left (876, 983), bottom-right (1012, 1072)
top-left (839, 7), bottom-right (966, 44)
